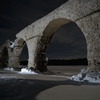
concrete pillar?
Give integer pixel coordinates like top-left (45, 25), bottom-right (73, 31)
top-left (26, 37), bottom-right (48, 72)
top-left (8, 38), bottom-right (24, 68)
top-left (76, 12), bottom-right (100, 72)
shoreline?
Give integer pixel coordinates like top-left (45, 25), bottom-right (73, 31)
top-left (0, 66), bottom-right (100, 100)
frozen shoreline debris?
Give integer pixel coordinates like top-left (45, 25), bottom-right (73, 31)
top-left (70, 68), bottom-right (100, 83)
top-left (19, 68), bottom-right (38, 74)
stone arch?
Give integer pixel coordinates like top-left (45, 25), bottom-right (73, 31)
top-left (26, 18), bottom-right (87, 72)
top-left (46, 22), bottom-right (87, 60)
top-left (43, 18), bottom-right (71, 37)
top-left (16, 0), bottom-right (100, 72)
top-left (41, 18), bottom-right (87, 69)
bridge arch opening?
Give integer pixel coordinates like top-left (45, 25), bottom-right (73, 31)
top-left (0, 46), bottom-right (8, 67)
top-left (38, 18), bottom-right (87, 72)
top-left (14, 38), bottom-right (28, 68)
top-left (20, 44), bottom-right (28, 67)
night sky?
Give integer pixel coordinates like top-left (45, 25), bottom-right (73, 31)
top-left (0, 0), bottom-right (87, 60)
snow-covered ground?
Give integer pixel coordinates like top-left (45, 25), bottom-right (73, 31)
top-left (0, 67), bottom-right (100, 100)
top-left (2, 67), bottom-right (100, 84)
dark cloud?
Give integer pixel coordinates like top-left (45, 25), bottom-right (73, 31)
top-left (0, 0), bottom-right (67, 27)
top-left (0, 0), bottom-right (67, 44)
top-left (0, 28), bottom-right (16, 44)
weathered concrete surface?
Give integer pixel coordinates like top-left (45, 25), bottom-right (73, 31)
top-left (1, 0), bottom-right (100, 72)
top-left (7, 38), bottom-right (25, 68)
top-left (76, 12), bottom-right (100, 71)
top-left (0, 39), bottom-right (25, 68)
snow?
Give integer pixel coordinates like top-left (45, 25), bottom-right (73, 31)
top-left (9, 41), bottom-right (15, 48)
top-left (4, 67), bottom-right (14, 71)
top-left (19, 68), bottom-right (38, 74)
top-left (70, 68), bottom-right (100, 83)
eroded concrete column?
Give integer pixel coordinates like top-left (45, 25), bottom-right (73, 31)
top-left (8, 38), bottom-right (24, 68)
top-left (8, 54), bottom-right (20, 68)
top-left (26, 37), bottom-right (48, 72)
top-left (76, 12), bottom-right (100, 72)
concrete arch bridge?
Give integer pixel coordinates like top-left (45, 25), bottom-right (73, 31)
top-left (0, 0), bottom-right (100, 72)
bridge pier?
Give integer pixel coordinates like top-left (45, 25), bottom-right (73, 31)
top-left (26, 37), bottom-right (48, 72)
top-left (76, 12), bottom-right (100, 72)
top-left (26, 36), bottom-right (47, 72)
top-left (7, 38), bottom-right (25, 69)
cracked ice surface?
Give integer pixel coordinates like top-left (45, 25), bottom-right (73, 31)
top-left (70, 68), bottom-right (100, 83)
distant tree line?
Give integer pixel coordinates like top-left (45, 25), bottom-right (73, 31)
top-left (48, 58), bottom-right (88, 65)
top-left (20, 58), bottom-right (88, 65)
